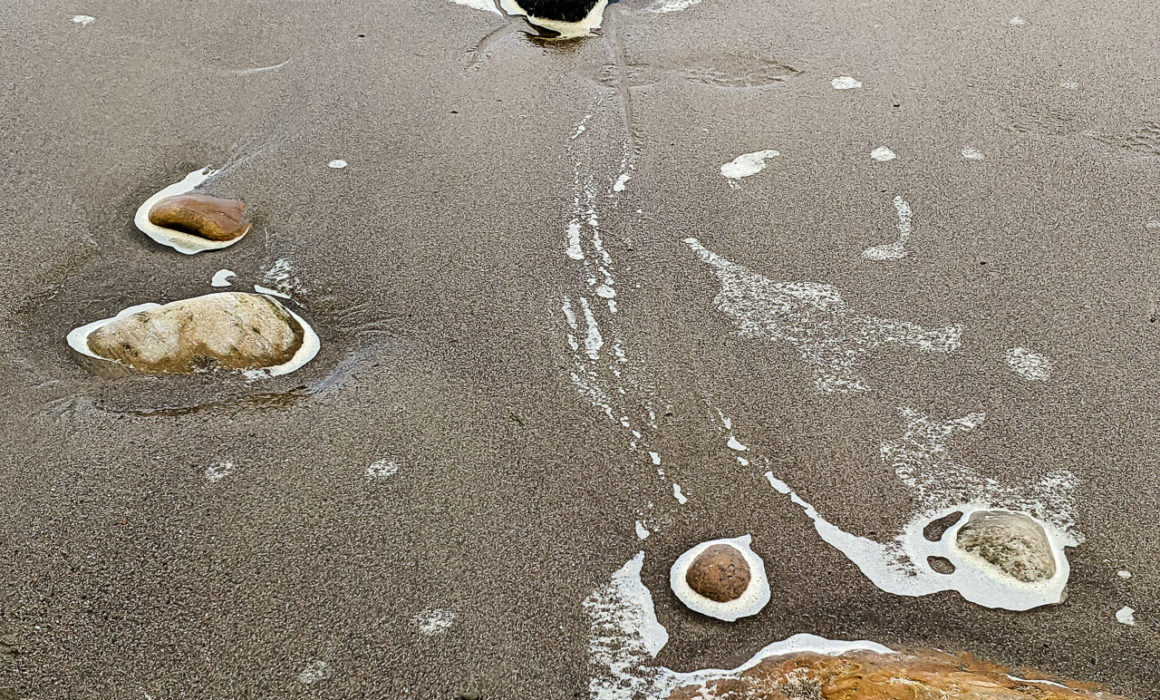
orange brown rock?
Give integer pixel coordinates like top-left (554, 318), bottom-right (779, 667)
top-left (147, 193), bottom-right (251, 242)
top-left (685, 544), bottom-right (751, 602)
top-left (666, 649), bottom-right (1127, 700)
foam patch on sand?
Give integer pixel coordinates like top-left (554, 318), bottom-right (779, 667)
top-left (413, 609), bottom-right (456, 635)
top-left (687, 238), bottom-right (961, 392)
top-left (862, 196), bottom-right (913, 260)
top-left (720, 150), bottom-right (779, 183)
top-left (1005, 347), bottom-right (1053, 380)
top-left (648, 0), bottom-right (702, 12)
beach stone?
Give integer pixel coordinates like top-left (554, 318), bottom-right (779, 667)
top-left (148, 193), bottom-right (251, 241)
top-left (685, 544), bottom-right (750, 602)
top-left (86, 292), bottom-right (303, 374)
top-left (955, 511), bottom-right (1056, 583)
top-left (666, 649), bottom-right (1128, 700)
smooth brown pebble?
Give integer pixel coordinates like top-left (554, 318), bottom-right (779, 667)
top-left (148, 193), bottom-right (251, 242)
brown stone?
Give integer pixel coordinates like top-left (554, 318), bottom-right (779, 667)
top-left (685, 544), bottom-right (751, 602)
top-left (148, 193), bottom-right (251, 242)
top-left (666, 649), bottom-right (1128, 700)
top-left (955, 511), bottom-right (1056, 583)
top-left (86, 292), bottom-right (304, 374)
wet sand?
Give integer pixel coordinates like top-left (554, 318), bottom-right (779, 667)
top-left (1, 0), bottom-right (1159, 697)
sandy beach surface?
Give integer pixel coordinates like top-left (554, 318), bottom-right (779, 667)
top-left (1, 0), bottom-right (1158, 697)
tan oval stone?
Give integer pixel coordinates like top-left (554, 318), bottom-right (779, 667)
top-left (955, 510), bottom-right (1057, 583)
top-left (147, 193), bottom-right (251, 242)
top-left (685, 544), bottom-right (751, 602)
top-left (85, 292), bottom-right (304, 374)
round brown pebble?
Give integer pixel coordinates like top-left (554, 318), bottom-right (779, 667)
top-left (148, 193), bottom-right (251, 242)
top-left (685, 544), bottom-right (751, 602)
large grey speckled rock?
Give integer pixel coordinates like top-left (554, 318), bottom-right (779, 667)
top-left (955, 511), bottom-right (1057, 583)
top-left (83, 292), bottom-right (304, 374)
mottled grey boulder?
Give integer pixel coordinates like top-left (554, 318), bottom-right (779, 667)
top-left (955, 511), bottom-right (1056, 583)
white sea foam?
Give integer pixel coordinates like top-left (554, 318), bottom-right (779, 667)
top-left (298, 660), bottom-right (332, 685)
top-left (862, 195), bottom-right (913, 260)
top-left (687, 238), bottom-right (961, 392)
top-left (1005, 347), bottom-right (1053, 381)
top-left (413, 609), bottom-right (456, 635)
top-left (210, 269), bottom-right (235, 288)
top-left (134, 168), bottom-right (247, 255)
top-left (961, 147), bottom-right (985, 160)
top-left (720, 150), bottom-right (779, 181)
top-left (831, 76), bottom-right (862, 90)
top-left (1116, 606), bottom-right (1136, 625)
top-left (870, 146), bottom-right (897, 162)
top-left (71, 15), bottom-right (95, 26)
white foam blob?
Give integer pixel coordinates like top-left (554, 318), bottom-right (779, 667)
top-left (720, 150), bottom-right (779, 180)
top-left (1146, 220), bottom-right (1160, 230)
top-left (71, 15), bottom-right (95, 26)
top-left (635, 520), bottom-right (651, 540)
top-left (327, 159), bottom-right (348, 169)
top-left (297, 660), bottom-right (332, 685)
top-left (366, 459), bottom-right (398, 478)
top-left (210, 269), bottom-right (235, 288)
top-left (870, 146), bottom-right (897, 161)
top-left (1116, 606), bottom-right (1136, 625)
top-left (669, 535), bottom-right (771, 622)
top-left (1009, 16), bottom-right (1027, 25)
top-left (1060, 81), bottom-right (1080, 90)
top-left (66, 297), bottom-right (320, 379)
top-left (205, 461), bottom-right (234, 483)
top-left (1004, 347), bottom-right (1053, 381)
top-left (862, 195), bottom-right (913, 260)
top-left (613, 173), bottom-right (630, 192)
top-left (961, 146), bottom-right (986, 160)
top-left (726, 436), bottom-right (747, 451)
top-left (831, 76), bottom-right (862, 90)
top-left (134, 167), bottom-right (248, 255)
top-left (413, 608), bottom-right (455, 635)
top-left (1117, 569), bottom-right (1132, 579)
top-left (672, 483), bottom-right (688, 504)
top-left (498, 0), bottom-right (609, 39)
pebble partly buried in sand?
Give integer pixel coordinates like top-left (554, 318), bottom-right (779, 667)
top-left (134, 167), bottom-right (251, 254)
top-left (67, 292), bottom-right (320, 377)
top-left (670, 535), bottom-right (769, 621)
top-left (665, 647), bottom-right (1131, 700)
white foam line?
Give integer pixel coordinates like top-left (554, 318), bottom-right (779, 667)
top-left (727, 436), bottom-right (748, 451)
top-left (71, 14), bottom-right (95, 26)
top-left (230, 59), bottom-right (291, 76)
top-left (579, 297), bottom-right (603, 360)
top-left (253, 284), bottom-right (290, 299)
top-left (566, 220), bottom-right (584, 260)
top-left (134, 168), bottom-right (247, 255)
top-left (647, 0), bottom-right (701, 12)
